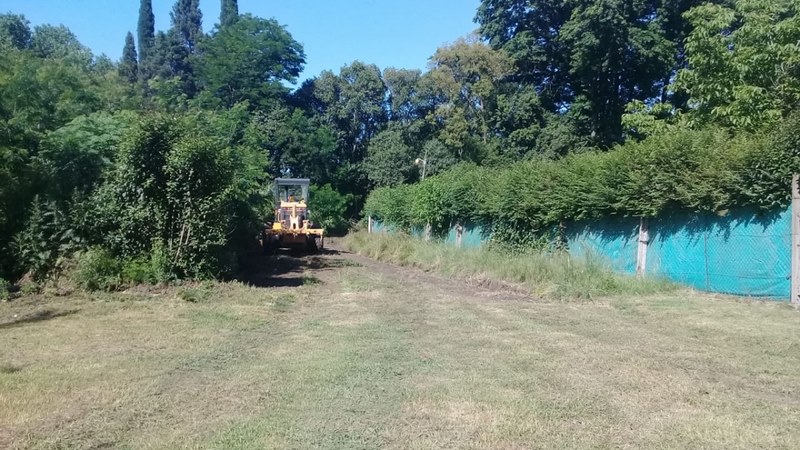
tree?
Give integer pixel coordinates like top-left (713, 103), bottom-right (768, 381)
top-left (40, 113), bottom-right (128, 200)
top-left (197, 15), bottom-right (304, 108)
top-left (0, 51), bottom-right (99, 150)
top-left (426, 37), bottom-right (514, 155)
top-left (148, 30), bottom-right (192, 93)
top-left (0, 47), bottom-right (107, 279)
top-left (674, 0), bottom-right (800, 130)
top-left (0, 13), bottom-right (31, 50)
top-left (120, 32), bottom-right (139, 83)
top-left (560, 0), bottom-right (674, 145)
top-left (309, 184), bottom-right (353, 234)
top-left (171, 0), bottom-right (204, 54)
top-left (476, 0), bottom-right (703, 146)
top-left (383, 68), bottom-right (424, 124)
top-left (138, 0), bottom-right (155, 73)
top-left (247, 107), bottom-right (338, 183)
top-left (492, 84), bottom-right (548, 158)
top-left (476, 0), bottom-right (574, 109)
top-left (31, 24), bottom-right (93, 63)
top-left (364, 128), bottom-right (416, 187)
top-left (220, 0), bottom-right (239, 28)
top-left (93, 110), bottom-right (267, 278)
top-left (313, 61), bottom-right (388, 162)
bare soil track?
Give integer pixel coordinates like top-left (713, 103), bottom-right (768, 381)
top-left (246, 238), bottom-right (532, 301)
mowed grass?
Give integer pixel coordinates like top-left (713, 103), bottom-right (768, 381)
top-left (0, 254), bottom-right (799, 448)
top-left (344, 231), bottom-right (675, 299)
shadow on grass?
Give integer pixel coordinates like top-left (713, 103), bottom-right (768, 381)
top-left (0, 309), bottom-right (80, 330)
top-left (238, 247), bottom-right (359, 289)
top-left (0, 362), bottom-right (23, 374)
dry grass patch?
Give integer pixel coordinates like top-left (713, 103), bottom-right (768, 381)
top-left (343, 231), bottom-right (676, 300)
top-left (1, 250), bottom-right (799, 448)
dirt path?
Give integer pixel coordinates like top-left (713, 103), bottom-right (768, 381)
top-left (243, 237), bottom-right (532, 303)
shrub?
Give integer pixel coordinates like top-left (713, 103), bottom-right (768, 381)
top-left (13, 196), bottom-right (84, 282)
top-left (91, 110), bottom-right (268, 280)
top-left (120, 243), bottom-right (171, 285)
top-left (309, 184), bottom-right (353, 235)
top-left (20, 282), bottom-right (39, 296)
top-left (364, 126), bottom-right (797, 248)
top-left (72, 247), bottom-right (123, 292)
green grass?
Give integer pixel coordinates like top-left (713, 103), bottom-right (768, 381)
top-left (343, 231), bottom-right (675, 300)
top-left (1, 252), bottom-right (799, 448)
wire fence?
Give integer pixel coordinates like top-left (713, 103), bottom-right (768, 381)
top-left (372, 206), bottom-right (792, 299)
top-left (567, 208), bottom-right (791, 298)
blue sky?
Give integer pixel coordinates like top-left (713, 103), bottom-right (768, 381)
top-left (0, 0), bottom-right (481, 83)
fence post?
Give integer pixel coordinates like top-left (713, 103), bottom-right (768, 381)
top-left (636, 217), bottom-right (650, 277)
top-left (455, 222), bottom-right (463, 248)
top-left (368, 216), bottom-right (373, 234)
top-left (792, 175), bottom-right (800, 305)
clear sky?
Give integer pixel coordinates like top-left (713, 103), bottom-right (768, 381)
top-left (0, 0), bottom-right (482, 83)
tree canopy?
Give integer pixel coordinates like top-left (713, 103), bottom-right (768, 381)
top-left (197, 15), bottom-right (305, 108)
top-left (220, 0), bottom-right (239, 28)
top-left (1, 0), bottom-right (798, 283)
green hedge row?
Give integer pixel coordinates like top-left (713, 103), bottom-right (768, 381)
top-left (364, 123), bottom-right (800, 241)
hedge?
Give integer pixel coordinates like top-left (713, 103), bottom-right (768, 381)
top-left (364, 123), bottom-right (800, 244)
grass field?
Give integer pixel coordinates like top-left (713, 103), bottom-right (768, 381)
top-left (1, 244), bottom-right (799, 449)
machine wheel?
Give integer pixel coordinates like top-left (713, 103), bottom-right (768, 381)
top-left (307, 236), bottom-right (319, 254)
top-left (263, 235), bottom-right (278, 255)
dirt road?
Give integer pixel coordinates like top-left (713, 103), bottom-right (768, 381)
top-left (246, 238), bottom-right (529, 301)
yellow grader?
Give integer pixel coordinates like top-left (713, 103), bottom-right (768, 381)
top-left (262, 178), bottom-right (325, 254)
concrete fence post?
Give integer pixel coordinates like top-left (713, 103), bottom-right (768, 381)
top-left (368, 216), bottom-right (373, 234)
top-left (792, 175), bottom-right (800, 305)
top-left (636, 217), bottom-right (650, 278)
top-left (455, 223), bottom-right (464, 248)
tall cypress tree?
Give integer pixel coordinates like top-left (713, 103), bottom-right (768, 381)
top-left (119, 31), bottom-right (138, 83)
top-left (220, 0), bottom-right (239, 28)
top-left (171, 0), bottom-right (203, 53)
top-left (137, 0), bottom-right (155, 65)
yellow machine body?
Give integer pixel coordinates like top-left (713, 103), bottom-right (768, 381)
top-left (263, 179), bottom-right (325, 253)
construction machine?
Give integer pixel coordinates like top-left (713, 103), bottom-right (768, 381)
top-left (262, 178), bottom-right (325, 254)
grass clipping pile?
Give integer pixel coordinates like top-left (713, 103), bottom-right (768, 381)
top-left (343, 231), bottom-right (675, 300)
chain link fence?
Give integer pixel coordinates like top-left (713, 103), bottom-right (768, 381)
top-left (371, 206), bottom-right (792, 299)
top-left (567, 208), bottom-right (791, 299)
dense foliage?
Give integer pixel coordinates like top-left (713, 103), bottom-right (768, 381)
top-left (365, 121), bottom-right (800, 244)
top-left (365, 0), bottom-right (800, 247)
top-left (1, 0), bottom-right (798, 286)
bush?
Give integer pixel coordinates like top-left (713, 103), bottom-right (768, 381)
top-left (309, 184), bottom-right (353, 235)
top-left (72, 247), bottom-right (123, 292)
top-left (13, 196), bottom-right (84, 282)
top-left (364, 126), bottom-right (798, 248)
top-left (91, 110), bottom-right (268, 280)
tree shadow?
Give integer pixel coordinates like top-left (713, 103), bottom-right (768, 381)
top-left (0, 309), bottom-right (80, 330)
top-left (565, 208), bottom-right (787, 248)
top-left (237, 247), bottom-right (356, 289)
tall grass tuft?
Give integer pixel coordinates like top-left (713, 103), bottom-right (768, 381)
top-left (343, 231), bottom-right (675, 300)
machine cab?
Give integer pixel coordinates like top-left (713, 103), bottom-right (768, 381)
top-left (274, 178), bottom-right (311, 230)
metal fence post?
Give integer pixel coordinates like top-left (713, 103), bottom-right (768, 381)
top-left (792, 175), bottom-right (800, 305)
top-left (636, 217), bottom-right (650, 278)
